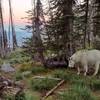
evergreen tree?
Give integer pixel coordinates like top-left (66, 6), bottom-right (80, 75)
top-left (45, 0), bottom-right (76, 57)
top-left (24, 0), bottom-right (46, 64)
top-left (91, 0), bottom-right (100, 49)
top-left (73, 0), bottom-right (90, 49)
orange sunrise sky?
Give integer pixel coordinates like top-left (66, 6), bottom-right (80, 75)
top-left (3, 0), bottom-right (32, 25)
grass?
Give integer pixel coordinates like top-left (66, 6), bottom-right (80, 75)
top-left (89, 78), bottom-right (100, 91)
top-left (58, 84), bottom-right (97, 100)
top-left (31, 78), bottom-right (59, 92)
top-left (53, 69), bottom-right (96, 87)
top-left (25, 91), bottom-right (40, 100)
top-left (14, 71), bottom-right (23, 81)
top-left (53, 69), bottom-right (71, 81)
top-left (53, 69), bottom-right (100, 99)
top-left (53, 69), bottom-right (83, 82)
top-left (19, 62), bottom-right (33, 72)
top-left (31, 66), bottom-right (47, 74)
top-left (5, 48), bottom-right (31, 64)
top-left (0, 47), bottom-right (100, 100)
top-left (15, 91), bottom-right (26, 100)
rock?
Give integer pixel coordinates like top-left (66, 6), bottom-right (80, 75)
top-left (0, 63), bottom-right (15, 73)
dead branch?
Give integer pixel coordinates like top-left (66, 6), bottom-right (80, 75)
top-left (33, 76), bottom-right (61, 81)
top-left (42, 80), bottom-right (65, 100)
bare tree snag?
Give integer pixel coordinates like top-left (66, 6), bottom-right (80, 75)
top-left (8, 0), bottom-right (17, 50)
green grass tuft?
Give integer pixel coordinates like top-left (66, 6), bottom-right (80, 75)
top-left (53, 70), bottom-right (71, 81)
top-left (15, 72), bottom-right (23, 81)
top-left (31, 78), bottom-right (58, 92)
top-left (58, 84), bottom-right (97, 100)
top-left (89, 79), bottom-right (100, 91)
top-left (31, 66), bottom-right (47, 74)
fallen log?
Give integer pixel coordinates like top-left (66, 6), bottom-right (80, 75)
top-left (42, 80), bottom-right (65, 100)
top-left (33, 76), bottom-right (61, 81)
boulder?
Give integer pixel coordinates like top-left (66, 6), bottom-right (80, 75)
top-left (0, 63), bottom-right (15, 73)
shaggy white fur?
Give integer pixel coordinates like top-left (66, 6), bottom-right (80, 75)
top-left (69, 49), bottom-right (100, 76)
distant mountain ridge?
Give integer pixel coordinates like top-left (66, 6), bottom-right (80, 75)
top-left (4, 24), bottom-right (32, 46)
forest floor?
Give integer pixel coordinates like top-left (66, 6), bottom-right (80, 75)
top-left (0, 49), bottom-right (100, 100)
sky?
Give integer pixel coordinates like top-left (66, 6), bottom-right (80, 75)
top-left (2, 0), bottom-right (83, 25)
top-left (2, 0), bottom-right (33, 46)
top-left (3, 0), bottom-right (32, 25)
top-left (1, 0), bottom-right (83, 45)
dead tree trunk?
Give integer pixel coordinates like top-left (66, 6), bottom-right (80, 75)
top-left (0, 0), bottom-right (5, 57)
top-left (8, 0), bottom-right (17, 50)
top-left (32, 0), bottom-right (45, 64)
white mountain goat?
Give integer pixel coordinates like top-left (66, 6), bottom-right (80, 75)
top-left (68, 49), bottom-right (100, 76)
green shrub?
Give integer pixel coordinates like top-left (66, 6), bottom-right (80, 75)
top-left (6, 49), bottom-right (31, 64)
top-left (9, 56), bottom-right (31, 64)
top-left (31, 78), bottom-right (58, 92)
top-left (58, 85), bottom-right (97, 100)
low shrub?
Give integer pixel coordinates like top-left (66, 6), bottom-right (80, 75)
top-left (6, 49), bottom-right (31, 64)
